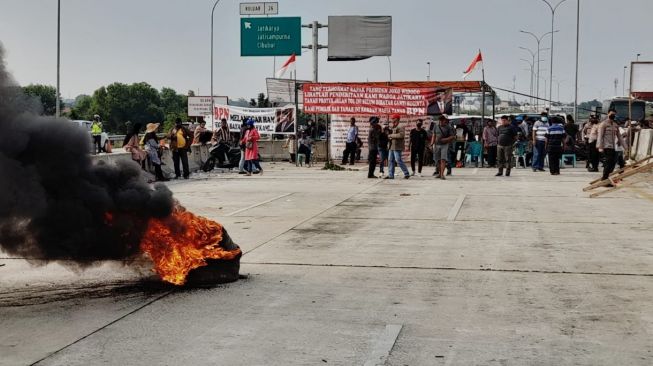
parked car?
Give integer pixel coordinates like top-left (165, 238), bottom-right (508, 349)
top-left (70, 120), bottom-right (109, 153)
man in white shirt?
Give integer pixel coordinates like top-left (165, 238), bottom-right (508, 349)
top-left (531, 112), bottom-right (549, 172)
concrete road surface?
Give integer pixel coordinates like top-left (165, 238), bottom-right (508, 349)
top-left (2, 163), bottom-right (652, 366)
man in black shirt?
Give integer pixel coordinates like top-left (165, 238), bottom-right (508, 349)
top-left (496, 115), bottom-right (517, 177)
top-left (367, 117), bottom-right (381, 178)
top-left (409, 120), bottom-right (428, 176)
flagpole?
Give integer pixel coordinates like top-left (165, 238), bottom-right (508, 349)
top-left (479, 49), bottom-right (486, 168)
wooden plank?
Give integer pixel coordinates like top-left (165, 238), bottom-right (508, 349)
top-left (590, 176), bottom-right (651, 198)
top-left (588, 156), bottom-right (652, 185)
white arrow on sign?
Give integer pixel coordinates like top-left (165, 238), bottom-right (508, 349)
top-left (244, 22), bottom-right (252, 29)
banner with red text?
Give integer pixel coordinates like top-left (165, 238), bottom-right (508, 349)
top-left (303, 83), bottom-right (451, 115)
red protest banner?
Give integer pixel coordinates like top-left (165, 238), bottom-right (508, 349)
top-left (303, 83), bottom-right (443, 115)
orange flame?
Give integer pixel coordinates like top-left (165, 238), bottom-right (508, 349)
top-left (139, 205), bottom-right (241, 286)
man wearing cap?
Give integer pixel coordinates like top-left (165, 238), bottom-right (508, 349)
top-left (431, 115), bottom-right (455, 180)
top-left (167, 117), bottom-right (192, 179)
top-left (385, 114), bottom-right (410, 180)
top-left (367, 117), bottom-right (381, 178)
top-left (341, 117), bottom-right (358, 166)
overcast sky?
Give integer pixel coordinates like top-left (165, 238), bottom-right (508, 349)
top-left (0, 0), bottom-right (650, 103)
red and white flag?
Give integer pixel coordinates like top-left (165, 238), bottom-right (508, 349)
top-left (462, 51), bottom-right (483, 80)
top-left (275, 53), bottom-right (296, 79)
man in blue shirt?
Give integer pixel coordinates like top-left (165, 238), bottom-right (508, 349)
top-left (545, 116), bottom-right (566, 175)
top-left (341, 117), bottom-right (358, 165)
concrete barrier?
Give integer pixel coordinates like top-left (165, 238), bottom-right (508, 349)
top-left (631, 129), bottom-right (653, 161)
top-left (90, 140), bottom-right (329, 178)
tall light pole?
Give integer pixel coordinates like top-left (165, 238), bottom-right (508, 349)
top-left (426, 61), bottom-right (431, 81)
top-left (573, 0), bottom-right (580, 122)
top-left (55, 0), bottom-right (61, 118)
top-left (520, 30), bottom-right (556, 109)
top-left (636, 53), bottom-right (640, 61)
top-left (520, 58), bottom-right (534, 107)
top-left (541, 0), bottom-right (567, 113)
top-left (210, 0), bottom-right (221, 126)
top-left (622, 65), bottom-right (627, 96)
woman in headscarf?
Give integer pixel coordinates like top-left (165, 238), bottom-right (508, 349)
top-left (241, 119), bottom-right (262, 176)
top-left (143, 123), bottom-right (169, 182)
top-left (123, 123), bottom-right (147, 170)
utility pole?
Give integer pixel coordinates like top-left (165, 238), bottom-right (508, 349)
top-left (302, 21), bottom-right (327, 83)
top-left (55, 0), bottom-right (61, 118)
top-left (210, 0), bottom-right (222, 126)
top-left (622, 66), bottom-right (627, 96)
top-left (573, 0), bottom-right (580, 122)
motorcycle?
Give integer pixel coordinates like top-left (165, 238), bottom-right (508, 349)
top-left (202, 142), bottom-right (241, 172)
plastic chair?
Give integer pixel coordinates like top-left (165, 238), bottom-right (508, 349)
top-left (512, 142), bottom-right (527, 169)
top-left (561, 154), bottom-right (576, 168)
top-left (464, 141), bottom-right (483, 167)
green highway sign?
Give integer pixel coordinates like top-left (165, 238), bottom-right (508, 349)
top-left (240, 17), bottom-right (301, 56)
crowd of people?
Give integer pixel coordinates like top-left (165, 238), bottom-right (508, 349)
top-left (354, 109), bottom-right (641, 184)
top-left (119, 116), bottom-right (265, 182)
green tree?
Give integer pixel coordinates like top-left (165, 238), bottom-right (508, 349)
top-left (160, 87), bottom-right (188, 131)
top-left (22, 84), bottom-right (60, 115)
top-left (250, 93), bottom-right (271, 108)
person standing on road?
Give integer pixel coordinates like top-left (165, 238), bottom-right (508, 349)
top-left (597, 110), bottom-right (625, 186)
top-left (496, 115), bottom-right (517, 177)
top-left (167, 117), bottom-right (192, 179)
top-left (565, 114), bottom-right (579, 141)
top-left (432, 115), bottom-right (455, 180)
top-left (341, 117), bottom-right (358, 165)
top-left (545, 116), bottom-right (566, 175)
top-left (482, 119), bottom-right (498, 167)
top-left (409, 120), bottom-right (428, 176)
top-left (243, 119), bottom-right (263, 176)
top-left (378, 124), bottom-right (390, 177)
top-left (297, 132), bottom-right (313, 167)
top-left (144, 123), bottom-right (168, 182)
top-left (454, 120), bottom-right (469, 167)
top-left (91, 115), bottom-right (103, 154)
top-left (532, 112), bottom-right (549, 172)
top-left (385, 114), bottom-right (410, 180)
top-left (367, 117), bottom-right (381, 178)
top-left (238, 120), bottom-right (248, 174)
top-left (586, 116), bottom-right (600, 172)
top-left (282, 134), bottom-right (296, 163)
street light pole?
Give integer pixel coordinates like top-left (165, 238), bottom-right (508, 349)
top-left (520, 30), bottom-right (555, 109)
top-left (520, 58), bottom-right (534, 107)
top-left (426, 61), bottom-right (430, 81)
top-left (541, 0), bottom-right (567, 112)
top-left (574, 0), bottom-right (580, 122)
top-left (636, 53), bottom-right (640, 61)
top-left (55, 0), bottom-right (61, 118)
top-left (210, 0), bottom-right (221, 127)
top-left (622, 65), bottom-right (627, 96)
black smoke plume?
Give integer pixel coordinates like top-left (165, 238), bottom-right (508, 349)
top-left (0, 43), bottom-right (174, 265)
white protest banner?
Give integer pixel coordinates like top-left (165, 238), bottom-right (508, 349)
top-left (210, 104), bottom-right (295, 134)
top-left (329, 115), bottom-right (432, 161)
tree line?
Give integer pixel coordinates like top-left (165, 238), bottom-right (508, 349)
top-left (22, 82), bottom-right (189, 133)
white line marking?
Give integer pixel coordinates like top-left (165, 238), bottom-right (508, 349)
top-left (226, 193), bottom-right (292, 216)
top-left (447, 194), bottom-right (466, 221)
top-left (363, 324), bottom-right (403, 366)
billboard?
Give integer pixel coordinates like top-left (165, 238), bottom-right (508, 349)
top-left (266, 78), bottom-right (309, 104)
top-left (303, 83), bottom-right (448, 116)
top-left (630, 61), bottom-right (653, 100)
top-left (187, 96), bottom-right (228, 117)
top-left (328, 16), bottom-right (392, 61)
